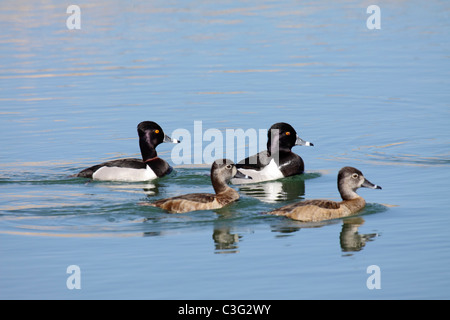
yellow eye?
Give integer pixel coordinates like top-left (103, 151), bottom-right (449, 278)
top-left (285, 131), bottom-right (291, 136)
top-left (155, 129), bottom-right (160, 134)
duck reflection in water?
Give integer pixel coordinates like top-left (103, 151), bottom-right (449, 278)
top-left (270, 216), bottom-right (378, 254)
top-left (339, 217), bottom-right (378, 254)
top-left (211, 207), bottom-right (242, 254)
top-left (212, 225), bottom-right (241, 254)
top-left (237, 175), bottom-right (306, 204)
top-left (100, 180), bottom-right (162, 197)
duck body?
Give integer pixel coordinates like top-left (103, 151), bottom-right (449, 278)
top-left (77, 158), bottom-right (171, 182)
top-left (151, 187), bottom-right (240, 213)
top-left (267, 167), bottom-right (381, 222)
top-left (146, 159), bottom-right (251, 213)
top-left (269, 197), bottom-right (366, 222)
top-left (231, 122), bottom-right (313, 184)
top-left (233, 150), bottom-right (304, 183)
top-left (73, 121), bottom-right (178, 182)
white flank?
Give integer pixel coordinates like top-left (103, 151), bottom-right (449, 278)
top-left (231, 159), bottom-right (284, 184)
top-left (92, 165), bottom-right (158, 182)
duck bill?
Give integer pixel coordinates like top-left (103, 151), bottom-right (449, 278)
top-left (163, 134), bottom-right (180, 144)
top-left (234, 170), bottom-right (252, 180)
top-left (361, 178), bottom-right (382, 190)
top-left (295, 135), bottom-right (314, 147)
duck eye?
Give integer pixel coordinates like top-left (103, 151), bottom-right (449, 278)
top-left (154, 129), bottom-right (160, 134)
top-left (285, 131), bottom-right (291, 136)
top-left (352, 173), bottom-right (359, 179)
top-left (226, 164), bottom-right (232, 169)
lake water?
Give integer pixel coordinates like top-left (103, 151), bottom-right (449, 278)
top-left (1, 0), bottom-right (449, 299)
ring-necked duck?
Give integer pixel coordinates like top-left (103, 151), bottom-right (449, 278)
top-left (73, 121), bottom-right (179, 182)
top-left (143, 159), bottom-right (251, 213)
top-left (266, 167), bottom-right (381, 222)
top-left (231, 122), bottom-right (313, 184)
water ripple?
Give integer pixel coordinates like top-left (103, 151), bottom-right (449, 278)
top-left (323, 140), bottom-right (450, 167)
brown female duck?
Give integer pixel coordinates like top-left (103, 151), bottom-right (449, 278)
top-left (266, 167), bottom-right (381, 222)
top-left (145, 159), bottom-right (251, 213)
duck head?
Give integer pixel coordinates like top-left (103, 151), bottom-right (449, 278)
top-left (137, 121), bottom-right (179, 161)
top-left (211, 159), bottom-right (251, 193)
top-left (337, 166), bottom-right (382, 200)
top-left (267, 122), bottom-right (313, 155)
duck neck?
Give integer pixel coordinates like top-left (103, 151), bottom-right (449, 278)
top-left (211, 175), bottom-right (230, 194)
top-left (267, 140), bottom-right (291, 156)
top-left (338, 183), bottom-right (361, 201)
top-left (139, 136), bottom-right (157, 162)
